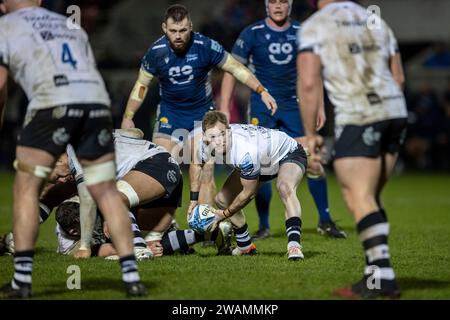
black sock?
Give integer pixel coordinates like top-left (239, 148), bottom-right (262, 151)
top-left (12, 251), bottom-right (34, 290)
top-left (357, 211), bottom-right (397, 290)
top-left (161, 230), bottom-right (198, 255)
top-left (235, 224), bottom-right (252, 251)
top-left (119, 255), bottom-right (140, 284)
top-left (286, 217), bottom-right (302, 248)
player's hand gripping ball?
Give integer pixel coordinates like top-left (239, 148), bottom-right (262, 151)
top-left (188, 204), bottom-right (216, 234)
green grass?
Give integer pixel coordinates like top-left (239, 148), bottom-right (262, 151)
top-left (1, 172), bottom-right (450, 300)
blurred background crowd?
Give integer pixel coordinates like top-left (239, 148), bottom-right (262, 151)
top-left (1, 0), bottom-right (449, 171)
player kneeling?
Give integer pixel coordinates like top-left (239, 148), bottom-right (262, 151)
top-left (190, 111), bottom-right (308, 260)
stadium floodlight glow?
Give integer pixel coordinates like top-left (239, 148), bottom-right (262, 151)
top-left (265, 0), bottom-right (293, 16)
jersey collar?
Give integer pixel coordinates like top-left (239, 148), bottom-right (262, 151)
top-left (264, 18), bottom-right (292, 32)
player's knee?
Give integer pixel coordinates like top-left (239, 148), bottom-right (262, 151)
top-left (277, 181), bottom-right (294, 200)
top-left (214, 193), bottom-right (228, 209)
top-left (13, 160), bottom-right (52, 180)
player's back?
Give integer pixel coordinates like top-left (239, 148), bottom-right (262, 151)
top-left (113, 131), bottom-right (169, 179)
top-left (300, 1), bottom-right (407, 126)
top-left (0, 7), bottom-right (110, 111)
top-left (229, 124), bottom-right (298, 177)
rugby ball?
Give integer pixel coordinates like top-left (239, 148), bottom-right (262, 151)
top-left (188, 204), bottom-right (216, 234)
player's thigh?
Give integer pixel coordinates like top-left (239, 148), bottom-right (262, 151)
top-left (15, 107), bottom-right (72, 189)
top-left (17, 107), bottom-right (75, 164)
top-left (121, 171), bottom-right (166, 205)
top-left (74, 104), bottom-right (115, 162)
top-left (127, 154), bottom-right (182, 206)
top-left (277, 162), bottom-right (304, 190)
top-left (153, 136), bottom-right (180, 156)
top-left (277, 145), bottom-right (308, 194)
top-left (378, 118), bottom-right (408, 192)
top-left (334, 157), bottom-right (382, 197)
top-left (136, 207), bottom-right (176, 233)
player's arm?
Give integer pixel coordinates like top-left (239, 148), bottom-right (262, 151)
top-left (0, 66), bottom-right (8, 130)
top-left (390, 53), bottom-right (405, 90)
top-left (188, 131), bottom-right (206, 215)
top-left (297, 52), bottom-right (323, 163)
top-left (220, 54), bottom-right (277, 115)
top-left (75, 179), bottom-right (96, 258)
top-left (66, 145), bottom-right (97, 258)
top-left (311, 79), bottom-right (326, 131)
top-left (218, 177), bottom-right (259, 220)
top-left (220, 72), bottom-right (237, 121)
top-left (188, 162), bottom-right (203, 216)
top-left (386, 26), bottom-right (405, 90)
top-left (121, 68), bottom-right (154, 129)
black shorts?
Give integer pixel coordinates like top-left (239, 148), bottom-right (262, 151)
top-left (259, 144), bottom-right (308, 182)
top-left (131, 153), bottom-right (183, 208)
top-left (333, 118), bottom-right (408, 159)
top-left (18, 104), bottom-right (114, 160)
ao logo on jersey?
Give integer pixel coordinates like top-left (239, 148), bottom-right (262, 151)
top-left (268, 42), bottom-right (293, 65)
top-left (169, 65), bottom-right (194, 85)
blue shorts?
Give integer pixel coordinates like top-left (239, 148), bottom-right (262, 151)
top-left (249, 98), bottom-right (304, 139)
top-left (153, 104), bottom-right (215, 139)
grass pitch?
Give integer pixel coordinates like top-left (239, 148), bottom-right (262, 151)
top-left (0, 172), bottom-right (449, 300)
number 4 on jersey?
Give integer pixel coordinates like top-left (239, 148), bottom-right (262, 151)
top-left (62, 43), bottom-right (78, 69)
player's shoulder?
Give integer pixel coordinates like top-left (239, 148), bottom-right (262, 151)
top-left (291, 20), bottom-right (301, 30)
top-left (192, 32), bottom-right (218, 47)
top-left (145, 35), bottom-right (169, 61)
top-left (241, 20), bottom-right (266, 36)
top-left (193, 32), bottom-right (224, 53)
top-left (149, 35), bottom-right (169, 52)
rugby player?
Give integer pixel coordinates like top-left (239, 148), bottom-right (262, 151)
top-left (221, 0), bottom-right (346, 240)
top-left (191, 111), bottom-right (308, 261)
top-left (0, 0), bottom-right (145, 298)
top-left (298, 0), bottom-right (407, 298)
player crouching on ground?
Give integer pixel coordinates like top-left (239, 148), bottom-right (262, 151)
top-left (55, 197), bottom-right (119, 258)
top-left (68, 128), bottom-right (233, 258)
top-left (190, 111), bottom-right (308, 260)
top-left (52, 196), bottom-right (232, 258)
top-left (66, 128), bottom-right (181, 259)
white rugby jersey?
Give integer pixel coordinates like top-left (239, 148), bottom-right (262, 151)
top-left (298, 1), bottom-right (407, 127)
top-left (0, 7), bottom-right (110, 110)
top-left (67, 131), bottom-right (169, 180)
top-left (56, 223), bottom-right (79, 255)
top-left (199, 124), bottom-right (299, 179)
top-left (113, 131), bottom-right (169, 179)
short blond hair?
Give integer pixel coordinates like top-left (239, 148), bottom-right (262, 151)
top-left (202, 111), bottom-right (229, 132)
